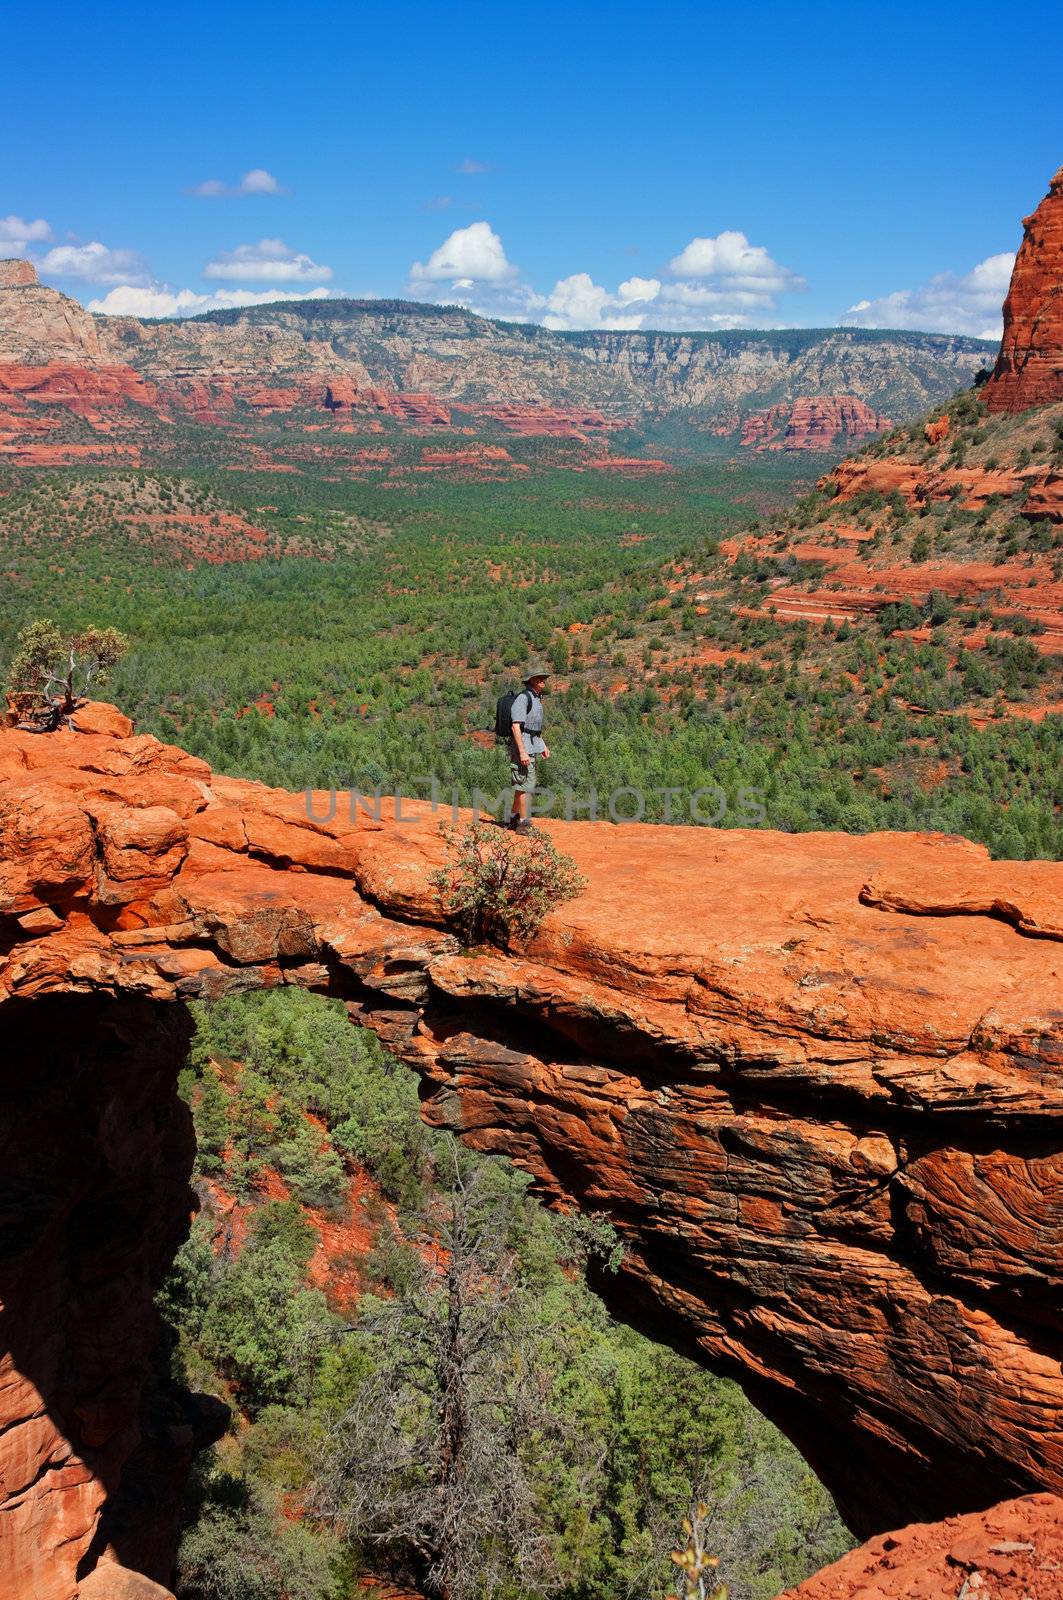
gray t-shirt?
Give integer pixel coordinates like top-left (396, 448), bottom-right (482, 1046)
top-left (509, 689), bottom-right (545, 756)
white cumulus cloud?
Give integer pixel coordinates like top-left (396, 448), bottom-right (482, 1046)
top-left (408, 222), bottom-right (545, 319)
top-left (203, 238), bottom-right (332, 282)
top-left (88, 284), bottom-right (335, 317)
top-left (531, 227), bottom-right (805, 331)
top-left (238, 168), bottom-right (282, 195)
top-left (543, 274), bottom-right (647, 331)
top-left (842, 252), bottom-right (1014, 339)
top-left (411, 221), bottom-right (517, 284)
top-left (539, 230), bottom-right (804, 332)
top-left (617, 276), bottom-right (661, 303)
top-left (37, 241), bottom-right (151, 286)
top-left (0, 215), bottom-right (52, 250)
top-left (407, 218), bottom-right (806, 329)
top-left (669, 230), bottom-right (802, 295)
top-left (191, 168), bottom-right (285, 198)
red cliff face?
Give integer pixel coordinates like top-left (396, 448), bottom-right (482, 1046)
top-left (986, 166), bottom-right (1063, 412)
top-left (740, 395), bottom-right (891, 451)
top-left (1, 710), bottom-right (1062, 1597)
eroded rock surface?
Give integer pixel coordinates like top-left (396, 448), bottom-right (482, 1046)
top-left (782, 1492), bottom-right (1063, 1599)
top-left (0, 708), bottom-right (1061, 1598)
top-left (986, 166), bottom-right (1063, 413)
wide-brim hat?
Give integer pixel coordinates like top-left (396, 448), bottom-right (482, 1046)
top-left (523, 665), bottom-right (552, 682)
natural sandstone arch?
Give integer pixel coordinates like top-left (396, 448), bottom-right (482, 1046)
top-left (1, 707), bottom-right (1062, 1597)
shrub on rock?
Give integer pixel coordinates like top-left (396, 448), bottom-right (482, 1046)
top-left (431, 820), bottom-right (586, 949)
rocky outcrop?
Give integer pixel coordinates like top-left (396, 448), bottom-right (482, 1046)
top-left (578, 454), bottom-right (671, 474)
top-left (0, 990), bottom-right (226, 1600)
top-left (0, 261), bottom-right (104, 366)
top-left (754, 551), bottom-right (1063, 652)
top-left (1, 709), bottom-right (1062, 1599)
top-left (0, 258), bottom-right (39, 289)
top-left (740, 395), bottom-right (890, 451)
top-left (783, 1493), bottom-right (1063, 1599)
top-left (824, 453), bottom-right (1032, 507)
top-left (986, 166), bottom-right (1063, 413)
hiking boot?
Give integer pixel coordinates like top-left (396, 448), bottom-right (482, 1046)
top-left (511, 819), bottom-right (536, 835)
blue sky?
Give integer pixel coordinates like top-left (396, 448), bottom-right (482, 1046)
top-left (3, 0), bottom-right (1060, 335)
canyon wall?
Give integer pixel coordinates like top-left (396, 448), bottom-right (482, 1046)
top-left (1, 709), bottom-right (1061, 1594)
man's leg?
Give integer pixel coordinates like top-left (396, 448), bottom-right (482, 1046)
top-left (510, 756), bottom-right (536, 826)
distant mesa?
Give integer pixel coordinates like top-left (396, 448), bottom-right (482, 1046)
top-left (986, 165), bottom-right (1063, 413)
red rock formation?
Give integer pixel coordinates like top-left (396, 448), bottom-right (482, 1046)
top-left (324, 377), bottom-right (360, 410)
top-left (322, 379), bottom-right (451, 426)
top-left (0, 361), bottom-right (161, 416)
top-left (924, 413), bottom-right (950, 444)
top-left (243, 384), bottom-right (309, 412)
top-left (1, 709), bottom-right (1062, 1600)
top-left (1023, 471), bottom-right (1063, 522)
top-left (0, 440), bottom-right (142, 465)
top-left (164, 378), bottom-right (237, 423)
top-left (752, 545), bottom-right (1063, 652)
top-left (416, 444), bottom-right (528, 476)
top-left (579, 454), bottom-right (672, 474)
top-left (468, 403), bottom-right (629, 437)
top-left (0, 990), bottom-right (226, 1600)
top-left (824, 453), bottom-right (1038, 510)
top-left (741, 396), bottom-right (890, 451)
top-left (986, 167), bottom-right (1063, 412)
top-left (390, 391), bottom-right (451, 426)
top-left (783, 1493), bottom-right (1063, 1599)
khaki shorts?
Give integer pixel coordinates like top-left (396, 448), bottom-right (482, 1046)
top-left (510, 754), bottom-right (537, 794)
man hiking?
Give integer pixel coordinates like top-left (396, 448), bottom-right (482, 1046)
top-left (508, 666), bottom-right (551, 832)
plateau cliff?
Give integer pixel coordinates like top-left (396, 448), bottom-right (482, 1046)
top-left (0, 257), bottom-right (992, 446)
top-left (1, 708), bottom-right (1061, 1597)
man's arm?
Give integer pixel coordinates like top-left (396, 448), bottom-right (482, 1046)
top-left (511, 694), bottom-right (529, 765)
